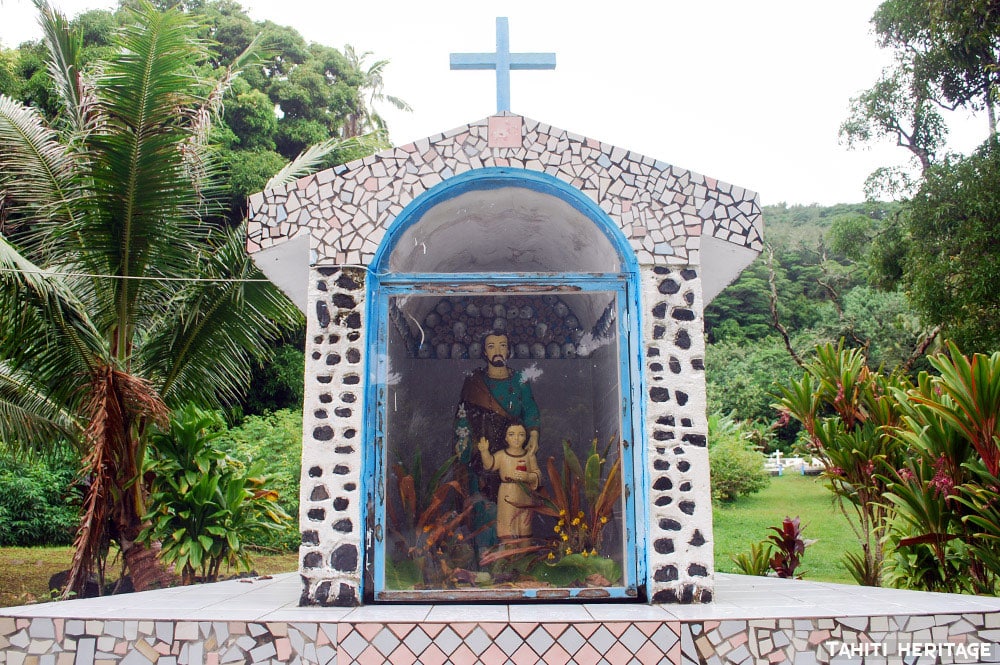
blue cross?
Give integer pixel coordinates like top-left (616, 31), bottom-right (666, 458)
top-left (449, 17), bottom-right (556, 113)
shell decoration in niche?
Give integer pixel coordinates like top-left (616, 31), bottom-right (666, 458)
top-left (389, 295), bottom-right (617, 359)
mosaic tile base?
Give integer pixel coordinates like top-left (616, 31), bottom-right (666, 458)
top-left (5, 574), bottom-right (1000, 665)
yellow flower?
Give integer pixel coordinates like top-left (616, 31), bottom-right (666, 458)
top-left (547, 552), bottom-right (555, 560)
top-left (553, 525), bottom-right (561, 533)
top-left (423, 525), bottom-right (432, 532)
top-left (571, 517), bottom-right (580, 526)
top-left (577, 511), bottom-right (585, 519)
top-left (590, 549), bottom-right (598, 556)
top-left (600, 516), bottom-right (608, 524)
top-left (581, 550), bottom-right (589, 557)
top-left (581, 524), bottom-right (588, 530)
top-left (565, 548), bottom-right (573, 555)
top-left (561, 533), bottom-right (569, 541)
top-left (557, 519), bottom-right (565, 526)
top-left (456, 533), bottom-right (464, 541)
top-left (559, 509), bottom-right (567, 516)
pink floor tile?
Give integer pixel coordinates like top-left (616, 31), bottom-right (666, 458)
top-left (387, 643), bottom-right (417, 665)
top-left (605, 641), bottom-right (632, 664)
top-left (388, 623), bottom-right (415, 640)
top-left (511, 643), bottom-right (541, 665)
top-left (605, 622), bottom-right (629, 638)
top-left (574, 623), bottom-right (600, 639)
top-left (480, 644), bottom-right (508, 663)
top-left (634, 641), bottom-right (666, 665)
top-left (450, 623), bottom-right (476, 638)
top-left (421, 623), bottom-right (447, 639)
top-left (542, 622), bottom-right (567, 639)
top-left (356, 644), bottom-right (386, 665)
top-left (540, 643), bottom-right (571, 665)
top-left (635, 622), bottom-right (663, 637)
top-left (481, 623), bottom-right (507, 639)
top-left (416, 643), bottom-right (448, 665)
top-left (355, 624), bottom-right (382, 641)
top-left (449, 644), bottom-right (478, 665)
top-left (511, 623), bottom-right (538, 638)
top-left (571, 643), bottom-right (603, 665)
top-left (275, 637), bottom-right (291, 661)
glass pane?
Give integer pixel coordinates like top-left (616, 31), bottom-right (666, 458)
top-left (381, 291), bottom-right (627, 596)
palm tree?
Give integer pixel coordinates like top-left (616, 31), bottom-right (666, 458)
top-left (0, 1), bottom-right (302, 596)
top-left (342, 43), bottom-right (412, 138)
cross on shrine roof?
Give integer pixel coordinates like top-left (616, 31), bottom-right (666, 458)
top-left (449, 17), bottom-right (556, 113)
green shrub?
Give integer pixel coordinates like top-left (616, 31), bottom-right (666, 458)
top-left (708, 414), bottom-right (770, 502)
top-left (0, 454), bottom-right (80, 546)
top-left (218, 408), bottom-right (302, 551)
top-left (140, 405), bottom-right (290, 583)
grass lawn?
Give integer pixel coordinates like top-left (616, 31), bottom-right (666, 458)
top-left (1, 475), bottom-right (857, 607)
top-left (0, 547), bottom-right (298, 608)
top-left (713, 473), bottom-right (860, 585)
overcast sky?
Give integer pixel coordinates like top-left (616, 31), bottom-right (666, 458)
top-left (1, 0), bottom-right (990, 205)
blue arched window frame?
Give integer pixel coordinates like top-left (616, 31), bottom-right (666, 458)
top-left (363, 167), bottom-right (647, 601)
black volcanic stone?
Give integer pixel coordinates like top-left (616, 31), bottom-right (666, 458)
top-left (331, 544), bottom-right (358, 572)
top-left (658, 279), bottom-right (681, 295)
top-left (332, 294), bottom-right (356, 309)
top-left (654, 539), bottom-right (675, 554)
top-left (672, 308), bottom-right (695, 321)
top-left (682, 434), bottom-right (707, 447)
top-left (654, 566), bottom-right (678, 582)
top-left (316, 301), bottom-right (330, 328)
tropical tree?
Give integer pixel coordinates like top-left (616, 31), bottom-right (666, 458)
top-left (342, 44), bottom-right (412, 138)
top-left (894, 139), bottom-right (1000, 354)
top-left (0, 1), bottom-right (303, 596)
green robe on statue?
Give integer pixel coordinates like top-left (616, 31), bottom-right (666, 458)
top-left (454, 368), bottom-right (540, 557)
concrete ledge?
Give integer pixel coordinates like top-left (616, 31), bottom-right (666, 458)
top-left (3, 573), bottom-right (1000, 663)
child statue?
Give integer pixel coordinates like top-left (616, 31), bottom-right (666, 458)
top-left (476, 422), bottom-right (541, 541)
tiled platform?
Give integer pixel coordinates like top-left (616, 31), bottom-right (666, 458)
top-left (3, 573), bottom-right (1000, 664)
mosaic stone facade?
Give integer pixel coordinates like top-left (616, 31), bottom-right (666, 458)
top-left (246, 113), bottom-right (763, 267)
top-left (299, 268), bottom-right (368, 606)
top-left (641, 267), bottom-right (713, 604)
top-left (245, 114), bottom-right (764, 605)
top-left (5, 609), bottom-right (1000, 664)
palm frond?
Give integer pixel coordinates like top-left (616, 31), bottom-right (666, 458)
top-left (0, 94), bottom-right (81, 247)
top-left (34, 0), bottom-right (100, 137)
top-left (0, 360), bottom-right (83, 452)
top-left (266, 133), bottom-right (385, 189)
top-left (0, 233), bottom-right (107, 372)
top-left (80, 1), bottom-right (216, 340)
top-left (139, 227), bottom-right (302, 407)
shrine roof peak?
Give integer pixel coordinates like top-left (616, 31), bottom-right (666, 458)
top-left (246, 113), bottom-right (763, 309)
